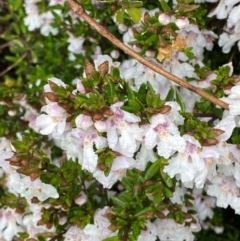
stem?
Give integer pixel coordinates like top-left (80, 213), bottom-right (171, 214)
top-left (67, 0), bottom-right (229, 110)
top-left (0, 53), bottom-right (27, 77)
top-left (0, 41), bottom-right (12, 50)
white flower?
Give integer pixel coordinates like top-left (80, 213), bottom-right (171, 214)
top-left (221, 85), bottom-right (240, 116)
top-left (0, 208), bottom-right (24, 241)
top-left (23, 203), bottom-right (56, 238)
top-left (144, 108), bottom-right (186, 159)
top-left (135, 145), bottom-right (157, 171)
top-left (75, 114), bottom-right (93, 130)
top-left (154, 218), bottom-right (198, 241)
top-left (40, 11), bottom-right (59, 36)
top-left (93, 156), bottom-right (135, 188)
top-left (206, 175), bottom-right (239, 208)
top-left (16, 176), bottom-right (59, 201)
top-left (164, 134), bottom-right (203, 187)
top-left (36, 102), bottom-right (68, 135)
top-left (67, 34), bottom-right (85, 54)
top-left (24, 3), bottom-right (43, 31)
top-left (219, 32), bottom-right (240, 53)
top-left (63, 225), bottom-right (101, 241)
top-left (207, 0), bottom-right (239, 19)
top-left (95, 102), bottom-right (143, 157)
top-left (63, 128), bottom-right (107, 173)
top-left (94, 207), bottom-right (116, 239)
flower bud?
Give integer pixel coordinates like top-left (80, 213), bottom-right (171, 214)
top-left (30, 171), bottom-right (39, 181)
top-left (98, 61), bottom-right (109, 76)
top-left (93, 111), bottom-right (104, 121)
top-left (31, 197), bottom-right (40, 203)
top-left (44, 92), bottom-right (59, 102)
top-left (201, 138), bottom-right (219, 146)
top-left (157, 105), bottom-right (172, 114)
top-left (84, 60), bottom-right (96, 78)
top-left (158, 13), bottom-right (171, 25)
top-left (175, 17), bottom-right (189, 29)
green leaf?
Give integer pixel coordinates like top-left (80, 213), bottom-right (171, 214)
top-left (127, 7), bottom-right (142, 23)
top-left (163, 186), bottom-right (173, 198)
top-left (116, 8), bottom-right (125, 24)
top-left (160, 0), bottom-right (171, 11)
top-left (145, 159), bottom-right (161, 180)
top-left (128, 1), bottom-right (143, 8)
top-left (165, 87), bottom-right (174, 101)
top-left (134, 207), bottom-right (153, 217)
top-left (111, 196), bottom-right (127, 208)
top-left (176, 92), bottom-right (186, 112)
top-left (102, 236), bottom-right (120, 241)
top-left (153, 191), bottom-right (163, 205)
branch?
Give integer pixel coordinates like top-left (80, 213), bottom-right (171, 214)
top-left (67, 0), bottom-right (229, 110)
top-left (0, 53), bottom-right (27, 77)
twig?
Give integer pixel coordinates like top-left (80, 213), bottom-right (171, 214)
top-left (0, 53), bottom-right (27, 77)
top-left (0, 41), bottom-right (12, 50)
top-left (67, 0), bottom-right (229, 110)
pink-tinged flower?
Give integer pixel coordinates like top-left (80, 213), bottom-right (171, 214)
top-left (95, 102), bottom-right (143, 157)
top-left (170, 184), bottom-right (187, 205)
top-left (164, 135), bottom-right (203, 187)
top-left (76, 79), bottom-right (86, 93)
top-left (75, 114), bottom-right (93, 130)
top-left (206, 175), bottom-right (239, 208)
top-left (67, 34), bottom-right (85, 55)
top-left (36, 102), bottom-right (68, 136)
top-left (94, 207), bottom-right (116, 239)
top-left (16, 176), bottom-right (59, 201)
top-left (144, 105), bottom-right (186, 159)
top-left (153, 217), bottom-right (199, 241)
top-left (75, 192), bottom-right (87, 206)
top-left (23, 203), bottom-right (56, 238)
top-left (62, 128), bottom-right (107, 173)
top-left (0, 208), bottom-right (24, 241)
top-left (93, 155), bottom-right (135, 188)
top-left (24, 2), bottom-right (43, 31)
top-left (63, 224), bottom-right (101, 240)
top-left (40, 11), bottom-right (59, 36)
top-left (193, 188), bottom-right (216, 222)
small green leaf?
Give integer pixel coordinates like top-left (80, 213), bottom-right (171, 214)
top-left (127, 7), bottom-right (142, 23)
top-left (128, 1), bottom-right (143, 8)
top-left (160, 0), bottom-right (171, 11)
top-left (116, 8), bottom-right (125, 24)
top-left (165, 87), bottom-right (174, 101)
top-left (176, 92), bottom-right (186, 112)
top-left (102, 236), bottom-right (120, 241)
top-left (145, 159), bottom-right (161, 180)
top-left (111, 196), bottom-right (127, 208)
